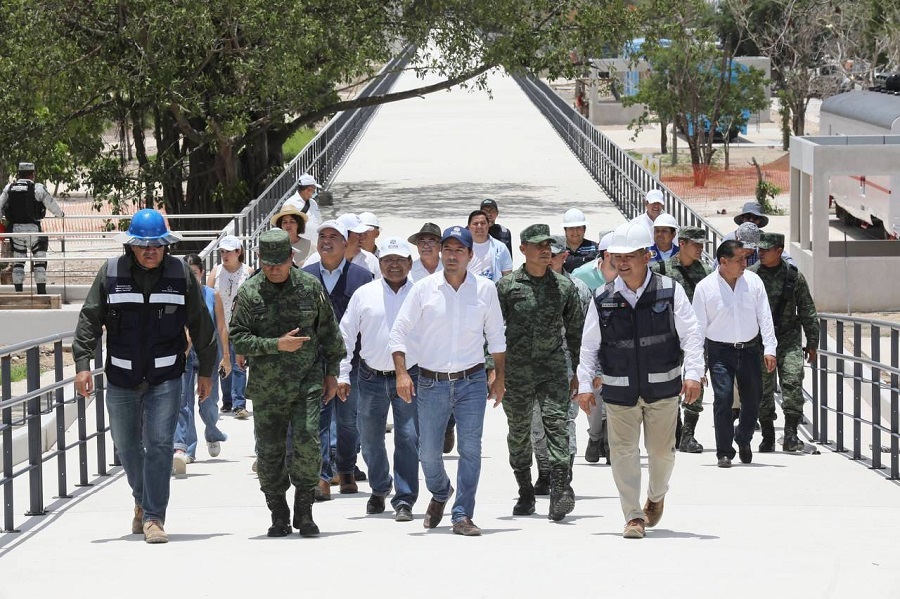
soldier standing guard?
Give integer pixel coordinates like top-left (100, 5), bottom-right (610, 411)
top-left (497, 224), bottom-right (584, 521)
top-left (0, 161), bottom-right (65, 294)
top-left (651, 226), bottom-right (713, 453)
top-left (749, 232), bottom-right (819, 452)
top-left (230, 229), bottom-right (346, 538)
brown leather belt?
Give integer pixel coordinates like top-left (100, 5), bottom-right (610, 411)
top-left (418, 364), bottom-right (484, 382)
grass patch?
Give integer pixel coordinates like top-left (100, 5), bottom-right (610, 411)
top-left (283, 128), bottom-right (318, 163)
top-left (0, 362), bottom-right (28, 385)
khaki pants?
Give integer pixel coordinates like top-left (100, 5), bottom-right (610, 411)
top-left (606, 397), bottom-right (678, 523)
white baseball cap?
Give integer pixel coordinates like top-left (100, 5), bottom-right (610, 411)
top-left (297, 173), bottom-right (322, 189)
top-left (562, 208), bottom-right (588, 228)
top-left (358, 211), bottom-right (379, 229)
top-left (379, 237), bottom-right (411, 258)
top-left (217, 235), bottom-right (242, 251)
top-left (646, 189), bottom-right (665, 205)
top-left (317, 219), bottom-right (348, 240)
top-left (337, 213), bottom-right (371, 234)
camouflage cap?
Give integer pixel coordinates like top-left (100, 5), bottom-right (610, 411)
top-left (549, 235), bottom-right (567, 255)
top-left (520, 224), bottom-right (554, 245)
top-left (735, 222), bottom-right (761, 250)
top-left (758, 232), bottom-right (785, 250)
top-left (258, 229), bottom-right (293, 265)
top-left (678, 226), bottom-right (712, 244)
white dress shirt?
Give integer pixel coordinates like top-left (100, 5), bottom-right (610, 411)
top-left (410, 259), bottom-right (442, 282)
top-left (692, 269), bottom-right (777, 356)
top-left (317, 258), bottom-right (347, 293)
top-left (339, 278), bottom-right (418, 384)
top-left (304, 249), bottom-right (381, 279)
top-left (389, 271), bottom-right (506, 372)
top-left (577, 269), bottom-right (705, 394)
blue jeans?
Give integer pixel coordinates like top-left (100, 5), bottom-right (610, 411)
top-left (221, 343), bottom-right (247, 410)
top-left (174, 349), bottom-right (227, 459)
top-left (358, 363), bottom-right (419, 509)
top-left (708, 341), bottom-right (763, 459)
top-left (417, 368), bottom-right (487, 523)
top-left (319, 364), bottom-right (360, 479)
top-left (106, 378), bottom-right (182, 524)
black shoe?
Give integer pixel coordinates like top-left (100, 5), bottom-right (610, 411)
top-left (354, 466), bottom-right (367, 482)
top-left (548, 466), bottom-right (574, 522)
top-left (584, 439), bottom-right (601, 463)
top-left (36, 283), bottom-right (47, 295)
top-left (395, 505), bottom-right (413, 522)
top-left (366, 494), bottom-right (385, 515)
top-left (738, 445), bottom-right (752, 464)
top-left (512, 490), bottom-right (536, 516)
top-left (759, 420), bottom-right (776, 453)
top-left (533, 471), bottom-right (551, 496)
top-left (293, 492), bottom-right (319, 537)
top-left (717, 456), bottom-right (732, 468)
top-left (221, 404), bottom-right (233, 413)
top-left (13, 284), bottom-right (22, 293)
top-left (265, 494), bottom-right (291, 537)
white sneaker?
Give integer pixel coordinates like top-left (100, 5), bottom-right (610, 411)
top-left (207, 441), bottom-right (222, 458)
top-left (173, 452), bottom-right (188, 477)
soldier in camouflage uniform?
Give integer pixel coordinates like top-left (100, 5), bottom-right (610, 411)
top-left (749, 232), bottom-right (819, 452)
top-left (496, 224), bottom-right (585, 522)
top-left (230, 229), bottom-right (346, 537)
top-left (651, 226), bottom-right (712, 453)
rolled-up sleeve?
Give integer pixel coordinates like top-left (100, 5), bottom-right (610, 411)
top-left (577, 299), bottom-right (602, 394)
top-left (673, 283), bottom-right (704, 382)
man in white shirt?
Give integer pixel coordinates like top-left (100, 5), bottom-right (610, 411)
top-left (575, 221), bottom-right (704, 539)
top-left (303, 213), bottom-right (380, 278)
top-left (466, 210), bottom-right (512, 282)
top-left (389, 226), bottom-right (506, 537)
top-left (408, 222), bottom-right (443, 282)
top-left (338, 237), bottom-right (419, 523)
top-left (284, 173), bottom-right (323, 240)
top-left (358, 212), bottom-right (380, 256)
top-left (692, 239), bottom-right (777, 468)
top-left (630, 189), bottom-right (666, 238)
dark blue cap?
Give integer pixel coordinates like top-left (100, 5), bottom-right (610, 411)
top-left (441, 225), bottom-right (473, 249)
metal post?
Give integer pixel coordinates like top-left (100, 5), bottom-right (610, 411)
top-left (871, 326), bottom-right (882, 470)
top-left (853, 323), bottom-right (862, 459)
top-left (53, 340), bottom-right (70, 498)
top-left (25, 346), bottom-right (46, 516)
top-left (836, 321), bottom-right (845, 452)
top-left (2, 357), bottom-right (17, 532)
top-left (818, 318), bottom-right (828, 444)
top-left (891, 330), bottom-right (899, 480)
top-left (94, 344), bottom-right (110, 475)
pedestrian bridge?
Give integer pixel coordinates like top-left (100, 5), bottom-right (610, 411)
top-left (1, 58), bottom-right (898, 599)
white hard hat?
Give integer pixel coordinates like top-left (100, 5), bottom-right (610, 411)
top-left (607, 221), bottom-right (653, 254)
top-left (653, 213), bottom-right (679, 230)
top-left (562, 208), bottom-right (588, 228)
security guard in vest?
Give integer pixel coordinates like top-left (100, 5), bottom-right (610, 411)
top-left (748, 232), bottom-right (819, 452)
top-left (575, 221), bottom-right (704, 539)
top-left (0, 161), bottom-right (65, 293)
top-left (73, 209), bottom-right (216, 544)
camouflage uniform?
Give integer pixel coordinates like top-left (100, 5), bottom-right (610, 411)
top-left (230, 235), bottom-right (346, 505)
top-left (497, 225), bottom-right (584, 521)
top-left (749, 236), bottom-right (819, 423)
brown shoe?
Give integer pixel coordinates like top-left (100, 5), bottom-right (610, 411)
top-left (131, 505), bottom-right (144, 534)
top-left (314, 479), bottom-right (332, 501)
top-left (643, 497), bottom-right (665, 528)
top-left (143, 520), bottom-right (168, 544)
top-left (339, 472), bottom-right (358, 494)
top-left (623, 518), bottom-right (645, 539)
top-left (452, 517), bottom-right (481, 536)
top-left (423, 486), bottom-right (453, 529)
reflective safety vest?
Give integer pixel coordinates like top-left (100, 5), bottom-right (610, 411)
top-left (594, 272), bottom-right (683, 406)
top-left (3, 179), bottom-right (44, 224)
top-left (103, 255), bottom-right (188, 389)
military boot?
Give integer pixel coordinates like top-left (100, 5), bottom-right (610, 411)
top-left (292, 490), bottom-right (320, 537)
top-left (512, 470), bottom-right (536, 516)
top-left (533, 456), bottom-right (551, 496)
top-left (564, 455), bottom-right (576, 503)
top-left (678, 412), bottom-right (704, 454)
top-left (548, 465), bottom-right (575, 522)
top-left (782, 414), bottom-right (805, 452)
top-left (759, 420), bottom-right (776, 453)
top-left (600, 419), bottom-right (611, 465)
top-left (13, 284), bottom-right (22, 293)
top-left (265, 493), bottom-right (291, 537)
top-left (675, 408), bottom-right (683, 447)
top-left (36, 283), bottom-right (47, 295)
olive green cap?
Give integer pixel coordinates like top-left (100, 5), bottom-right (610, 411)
top-left (520, 224), bottom-right (554, 245)
top-left (758, 232), bottom-right (785, 250)
top-left (258, 229), bottom-right (292, 265)
top-left (677, 226), bottom-right (712, 244)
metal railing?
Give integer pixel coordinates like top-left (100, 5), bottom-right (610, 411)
top-left (1, 334), bottom-right (110, 532)
top-left (202, 46), bottom-right (415, 270)
top-left (809, 313), bottom-right (900, 481)
top-left (512, 72), bottom-right (726, 251)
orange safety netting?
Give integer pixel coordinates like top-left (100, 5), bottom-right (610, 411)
top-left (660, 154), bottom-right (790, 202)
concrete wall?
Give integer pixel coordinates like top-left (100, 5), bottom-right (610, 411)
top-left (790, 135), bottom-right (900, 312)
top-left (733, 56), bottom-right (772, 124)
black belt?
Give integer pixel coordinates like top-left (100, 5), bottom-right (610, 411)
top-left (708, 339), bottom-right (759, 349)
top-left (361, 360), bottom-right (395, 378)
top-left (418, 364), bottom-right (484, 382)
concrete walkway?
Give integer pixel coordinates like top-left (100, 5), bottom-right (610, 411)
top-left (1, 68), bottom-right (899, 599)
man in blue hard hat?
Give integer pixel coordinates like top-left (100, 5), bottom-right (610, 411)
top-left (73, 209), bottom-right (217, 544)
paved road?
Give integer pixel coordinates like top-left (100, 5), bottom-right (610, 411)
top-left (1, 68), bottom-right (898, 599)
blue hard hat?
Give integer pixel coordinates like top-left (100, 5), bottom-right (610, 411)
top-left (116, 209), bottom-right (181, 246)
